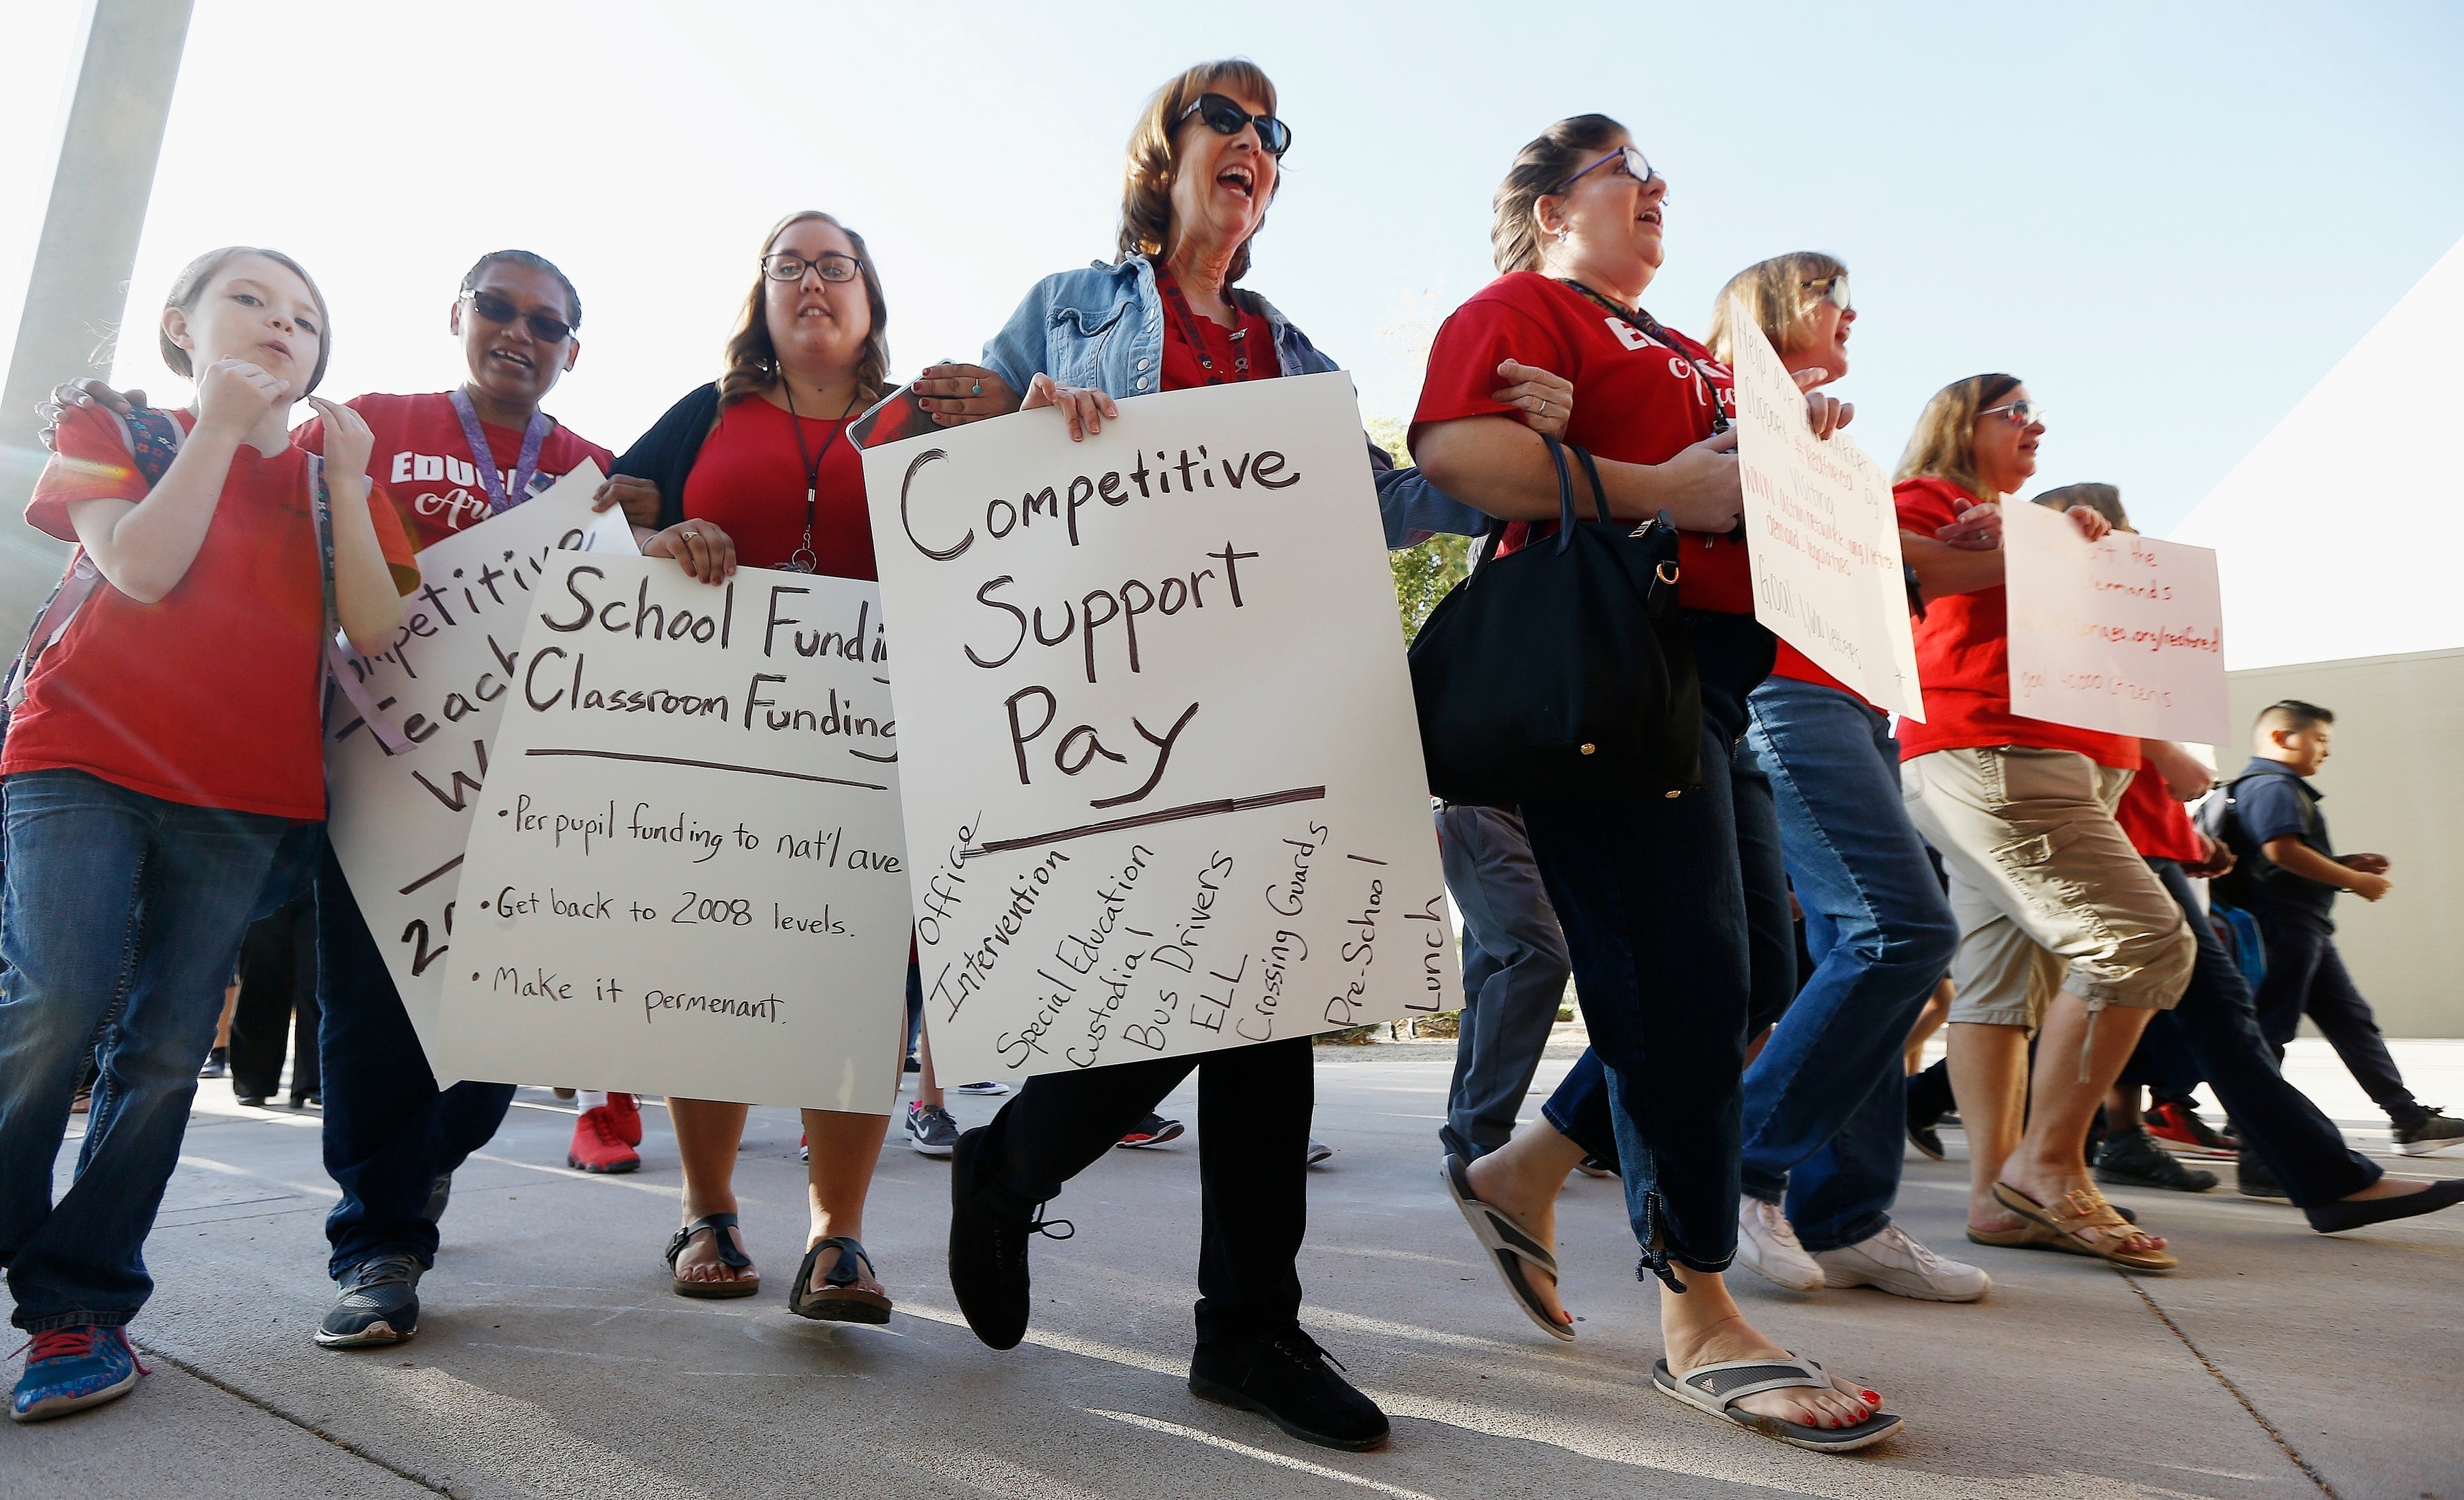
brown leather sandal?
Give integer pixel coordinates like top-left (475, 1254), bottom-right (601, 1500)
top-left (1991, 1182), bottom-right (2177, 1271)
top-left (788, 1236), bottom-right (892, 1324)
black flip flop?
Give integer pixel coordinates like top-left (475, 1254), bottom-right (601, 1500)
top-left (665, 1212), bottom-right (759, 1299)
top-left (1441, 1154), bottom-right (1574, 1342)
top-left (788, 1235), bottom-right (892, 1323)
top-left (1652, 1354), bottom-right (1903, 1453)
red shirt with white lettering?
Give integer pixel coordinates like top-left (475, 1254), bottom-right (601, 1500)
top-left (8, 405), bottom-right (419, 818)
top-left (292, 392), bottom-right (614, 552)
top-left (681, 395), bottom-right (873, 579)
top-left (2113, 763), bottom-right (2207, 861)
top-left (1893, 475), bottom-right (2139, 770)
top-left (1412, 271), bottom-right (1748, 613)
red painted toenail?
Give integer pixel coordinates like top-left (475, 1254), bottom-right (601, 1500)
top-left (1863, 1390), bottom-right (1879, 1403)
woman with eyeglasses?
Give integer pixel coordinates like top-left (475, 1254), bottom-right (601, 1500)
top-left (1409, 116), bottom-right (1904, 1455)
top-left (1889, 378), bottom-right (2195, 1273)
top-left (919, 59), bottom-right (1569, 1456)
top-left (601, 210), bottom-right (910, 1324)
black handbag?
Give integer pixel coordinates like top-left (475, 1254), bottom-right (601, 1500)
top-left (1407, 435), bottom-right (1701, 806)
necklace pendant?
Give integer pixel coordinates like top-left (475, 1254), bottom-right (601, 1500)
top-left (780, 554), bottom-right (817, 574)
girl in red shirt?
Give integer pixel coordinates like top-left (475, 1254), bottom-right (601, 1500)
top-left (1, 247), bottom-right (413, 1421)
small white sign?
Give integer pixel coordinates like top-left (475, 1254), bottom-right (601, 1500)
top-left (433, 555), bottom-right (912, 1113)
top-left (324, 462), bottom-right (634, 1065)
top-left (861, 372), bottom-right (1460, 1083)
top-left (2003, 498), bottom-right (2231, 746)
top-left (1728, 314), bottom-right (1923, 718)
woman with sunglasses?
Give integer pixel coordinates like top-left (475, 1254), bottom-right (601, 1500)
top-left (919, 60), bottom-right (1569, 1456)
top-left (601, 210), bottom-right (910, 1324)
top-left (1890, 379), bottom-right (2196, 1272)
top-left (1409, 116), bottom-right (1904, 1455)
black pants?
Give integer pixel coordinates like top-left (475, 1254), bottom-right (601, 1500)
top-left (2151, 861), bottom-right (2377, 1208)
top-left (2249, 915), bottom-right (2420, 1124)
top-left (229, 897), bottom-right (319, 1101)
top-left (975, 1035), bottom-right (1311, 1347)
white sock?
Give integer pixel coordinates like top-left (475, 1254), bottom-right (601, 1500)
top-left (577, 1091), bottom-right (610, 1113)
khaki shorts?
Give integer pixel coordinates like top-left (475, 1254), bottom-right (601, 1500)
top-left (1901, 746), bottom-right (2194, 1030)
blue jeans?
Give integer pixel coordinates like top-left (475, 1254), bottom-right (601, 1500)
top-left (316, 839), bottom-right (513, 1277)
top-left (1526, 612), bottom-right (1787, 1282)
top-left (0, 770), bottom-right (285, 1331)
top-left (1732, 677), bottom-right (1958, 1251)
top-left (1438, 804), bottom-right (1569, 1158)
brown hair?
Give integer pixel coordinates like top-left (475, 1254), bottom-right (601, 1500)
top-left (1895, 373), bottom-right (2023, 501)
top-left (2033, 482), bottom-right (2128, 531)
top-left (1491, 114), bottom-right (1628, 275)
top-left (718, 212), bottom-right (891, 408)
top-left (159, 246), bottom-right (332, 394)
top-left (1707, 251), bottom-right (1847, 366)
top-left (1116, 58), bottom-right (1281, 284)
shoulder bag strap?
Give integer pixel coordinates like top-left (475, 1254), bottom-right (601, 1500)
top-left (1539, 434), bottom-right (1579, 555)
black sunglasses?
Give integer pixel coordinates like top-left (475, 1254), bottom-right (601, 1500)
top-left (1179, 92), bottom-right (1292, 157)
top-left (461, 289), bottom-right (572, 344)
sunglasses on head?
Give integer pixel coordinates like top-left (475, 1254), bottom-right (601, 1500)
top-left (1179, 92), bottom-right (1292, 157)
top-left (1804, 274), bottom-right (1851, 312)
top-left (762, 251), bottom-right (862, 284)
top-left (461, 289), bottom-right (572, 344)
top-left (1979, 398), bottom-right (2044, 427)
top-left (1559, 144), bottom-right (1660, 196)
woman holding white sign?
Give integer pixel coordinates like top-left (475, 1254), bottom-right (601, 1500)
top-left (605, 211), bottom-right (910, 1323)
top-left (1410, 118), bottom-right (1902, 1453)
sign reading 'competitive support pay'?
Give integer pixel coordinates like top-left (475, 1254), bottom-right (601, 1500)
top-left (433, 555), bottom-right (912, 1113)
top-left (862, 372), bottom-right (1459, 1082)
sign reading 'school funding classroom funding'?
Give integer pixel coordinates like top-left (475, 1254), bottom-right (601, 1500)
top-left (324, 462), bottom-right (634, 1067)
top-left (861, 372), bottom-right (1460, 1083)
top-left (1727, 314), bottom-right (1923, 719)
top-left (2003, 498), bottom-right (2231, 747)
top-left (433, 555), bottom-right (912, 1114)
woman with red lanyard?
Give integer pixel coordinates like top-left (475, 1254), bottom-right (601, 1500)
top-left (604, 211), bottom-right (907, 1325)
top-left (1890, 379), bottom-right (2193, 1273)
top-left (1411, 116), bottom-right (1900, 1454)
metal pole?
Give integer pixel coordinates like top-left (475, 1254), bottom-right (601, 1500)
top-left (0, 0), bottom-right (194, 645)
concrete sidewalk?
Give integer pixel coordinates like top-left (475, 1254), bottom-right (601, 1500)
top-left (5, 1037), bottom-right (2459, 1500)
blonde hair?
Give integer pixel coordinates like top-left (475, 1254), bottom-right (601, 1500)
top-left (1490, 114), bottom-right (1626, 275)
top-left (1116, 59), bottom-right (1281, 285)
top-left (718, 212), bottom-right (891, 408)
top-left (1707, 251), bottom-right (1846, 366)
top-left (1895, 373), bottom-right (2023, 502)
top-left (2033, 482), bottom-right (2128, 531)
top-left (159, 246), bottom-right (332, 394)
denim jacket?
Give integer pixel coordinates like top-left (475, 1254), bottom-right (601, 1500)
top-left (980, 256), bottom-right (1488, 550)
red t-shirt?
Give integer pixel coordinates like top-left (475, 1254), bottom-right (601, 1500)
top-left (2113, 763), bottom-right (2206, 861)
top-left (1769, 639), bottom-right (1859, 699)
top-left (1157, 272), bottom-right (1279, 392)
top-left (292, 392), bottom-right (615, 552)
top-left (8, 405), bottom-right (419, 818)
top-left (681, 395), bottom-right (873, 579)
top-left (1413, 271), bottom-right (1749, 613)
top-left (1892, 475), bottom-right (2138, 770)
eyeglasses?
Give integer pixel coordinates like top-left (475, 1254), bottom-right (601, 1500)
top-left (1804, 274), bottom-right (1851, 312)
top-left (761, 252), bottom-right (862, 284)
top-left (1979, 399), bottom-right (2044, 427)
top-left (1178, 92), bottom-right (1292, 157)
top-left (1559, 144), bottom-right (1661, 196)
top-left (460, 290), bottom-right (572, 344)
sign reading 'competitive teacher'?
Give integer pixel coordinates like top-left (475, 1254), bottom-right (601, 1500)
top-left (862, 372), bottom-right (1459, 1082)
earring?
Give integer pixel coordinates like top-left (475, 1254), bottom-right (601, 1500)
top-left (1554, 227), bottom-right (1571, 245)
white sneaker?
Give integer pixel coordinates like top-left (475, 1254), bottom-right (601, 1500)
top-left (1812, 1222), bottom-right (1991, 1303)
top-left (1736, 1197), bottom-right (1824, 1292)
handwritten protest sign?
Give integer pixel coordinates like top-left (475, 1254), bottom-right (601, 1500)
top-left (1727, 314), bottom-right (1923, 718)
top-left (324, 462), bottom-right (633, 1065)
top-left (2003, 498), bottom-right (2230, 746)
top-left (431, 555), bottom-right (911, 1112)
top-left (861, 372), bottom-right (1459, 1083)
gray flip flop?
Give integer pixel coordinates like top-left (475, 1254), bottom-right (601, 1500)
top-left (1652, 1353), bottom-right (1902, 1453)
top-left (1441, 1154), bottom-right (1574, 1342)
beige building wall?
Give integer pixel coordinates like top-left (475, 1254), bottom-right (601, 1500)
top-left (2224, 648), bottom-right (2464, 1038)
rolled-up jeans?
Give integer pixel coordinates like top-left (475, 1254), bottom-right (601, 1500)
top-left (0, 769), bottom-right (285, 1332)
top-left (1735, 677), bottom-right (1959, 1251)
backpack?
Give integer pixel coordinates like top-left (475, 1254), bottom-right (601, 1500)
top-left (2207, 903), bottom-right (2268, 992)
top-left (2194, 772), bottom-right (2320, 909)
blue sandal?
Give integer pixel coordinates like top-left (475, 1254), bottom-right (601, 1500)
top-left (665, 1212), bottom-right (759, 1299)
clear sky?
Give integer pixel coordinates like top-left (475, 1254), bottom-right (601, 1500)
top-left (5, 1), bottom-right (2461, 535)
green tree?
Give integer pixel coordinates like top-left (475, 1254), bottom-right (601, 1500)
top-left (1368, 415), bottom-right (1472, 644)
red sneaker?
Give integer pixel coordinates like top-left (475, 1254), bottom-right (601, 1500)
top-left (2146, 1101), bottom-right (2240, 1158)
top-left (568, 1105), bottom-right (641, 1173)
top-left (606, 1092), bottom-right (643, 1147)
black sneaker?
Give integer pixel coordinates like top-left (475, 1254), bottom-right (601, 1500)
top-left (1190, 1326), bottom-right (1390, 1451)
top-left (2094, 1127), bottom-right (2218, 1193)
top-left (2235, 1149), bottom-right (2292, 1202)
top-left (2392, 1106), bottom-right (2464, 1158)
top-left (1905, 1062), bottom-right (1951, 1160)
top-left (1115, 1113), bottom-right (1183, 1148)
top-left (198, 1047), bottom-right (228, 1080)
top-left (317, 1254), bottom-right (424, 1348)
top-left (947, 1128), bottom-right (1070, 1350)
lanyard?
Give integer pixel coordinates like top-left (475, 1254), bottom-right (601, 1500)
top-left (1558, 281), bottom-right (1730, 436)
top-left (779, 384), bottom-right (860, 574)
top-left (447, 387), bottom-right (552, 515)
top-left (1157, 268), bottom-right (1257, 385)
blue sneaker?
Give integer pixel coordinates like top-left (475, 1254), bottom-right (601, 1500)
top-left (11, 1325), bottom-right (147, 1422)
top-left (316, 1254), bottom-right (424, 1349)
